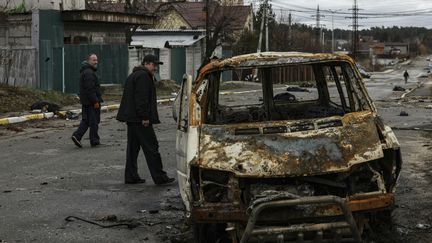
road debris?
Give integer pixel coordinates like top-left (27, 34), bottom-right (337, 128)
top-left (415, 223), bottom-right (431, 230)
top-left (30, 101), bottom-right (60, 113)
top-left (148, 209), bottom-right (159, 214)
top-left (286, 86), bottom-right (310, 92)
top-left (64, 216), bottom-right (140, 229)
top-left (96, 214), bottom-right (118, 222)
top-left (393, 86), bottom-right (406, 91)
top-left (400, 111), bottom-right (409, 116)
top-left (396, 227), bottom-right (410, 236)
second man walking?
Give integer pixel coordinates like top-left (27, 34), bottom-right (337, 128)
top-left (116, 55), bottom-right (175, 185)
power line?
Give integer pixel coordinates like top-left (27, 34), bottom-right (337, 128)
top-left (269, 1), bottom-right (432, 17)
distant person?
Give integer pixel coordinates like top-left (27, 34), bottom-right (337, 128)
top-left (403, 70), bottom-right (409, 84)
top-left (71, 54), bottom-right (103, 148)
top-left (116, 54), bottom-right (175, 185)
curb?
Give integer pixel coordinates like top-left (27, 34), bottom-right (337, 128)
top-left (0, 98), bottom-right (175, 126)
top-left (400, 81), bottom-right (425, 99)
top-left (371, 69), bottom-right (395, 75)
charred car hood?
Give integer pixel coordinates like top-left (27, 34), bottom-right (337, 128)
top-left (197, 111), bottom-right (384, 177)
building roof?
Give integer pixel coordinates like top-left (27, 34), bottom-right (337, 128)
top-left (84, 1), bottom-right (162, 15)
top-left (157, 2), bottom-right (252, 31)
top-left (62, 10), bottom-right (154, 25)
top-left (131, 29), bottom-right (205, 48)
top-left (166, 2), bottom-right (206, 29)
top-left (84, 2), bottom-right (252, 31)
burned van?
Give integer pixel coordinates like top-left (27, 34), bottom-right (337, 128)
top-left (173, 52), bottom-right (402, 243)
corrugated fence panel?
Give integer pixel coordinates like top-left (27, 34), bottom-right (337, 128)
top-left (64, 44), bottom-right (128, 94)
top-left (64, 45), bottom-right (81, 93)
top-left (40, 40), bottom-right (53, 90)
top-left (0, 47), bottom-right (37, 87)
top-left (52, 47), bottom-right (63, 91)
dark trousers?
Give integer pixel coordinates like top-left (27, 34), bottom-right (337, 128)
top-left (125, 123), bottom-right (167, 183)
top-left (73, 105), bottom-right (100, 145)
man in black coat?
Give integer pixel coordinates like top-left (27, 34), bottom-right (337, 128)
top-left (71, 54), bottom-right (103, 148)
top-left (116, 54), bottom-right (175, 185)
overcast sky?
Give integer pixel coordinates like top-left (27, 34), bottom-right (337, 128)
top-left (247, 0), bottom-right (432, 29)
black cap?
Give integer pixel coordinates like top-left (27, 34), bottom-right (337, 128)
top-left (143, 54), bottom-right (163, 65)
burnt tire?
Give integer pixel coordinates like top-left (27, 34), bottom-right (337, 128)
top-left (193, 223), bottom-right (231, 243)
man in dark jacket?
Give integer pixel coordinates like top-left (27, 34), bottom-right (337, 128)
top-left (116, 54), bottom-right (175, 185)
top-left (71, 54), bottom-right (103, 148)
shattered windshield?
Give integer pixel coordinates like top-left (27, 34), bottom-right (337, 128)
top-left (204, 62), bottom-right (369, 125)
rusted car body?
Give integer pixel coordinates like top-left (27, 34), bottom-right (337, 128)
top-left (173, 52), bottom-right (402, 242)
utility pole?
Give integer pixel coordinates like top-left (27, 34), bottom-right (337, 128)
top-left (316, 5), bottom-right (320, 48)
top-left (265, 3), bottom-right (269, 52)
top-left (322, 32), bottom-right (325, 47)
top-left (312, 5), bottom-right (325, 52)
top-left (328, 9), bottom-right (341, 53)
top-left (279, 8), bottom-right (283, 23)
top-left (288, 11), bottom-right (292, 48)
top-left (346, 0), bottom-right (366, 59)
top-left (332, 14), bottom-right (335, 52)
top-left (351, 0), bottom-right (359, 59)
top-left (257, 0), bottom-right (267, 53)
top-left (329, 10), bottom-right (336, 53)
top-left (345, 0), bottom-right (367, 59)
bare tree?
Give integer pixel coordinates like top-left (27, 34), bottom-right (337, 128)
top-left (204, 1), bottom-right (240, 63)
top-left (84, 0), bottom-right (146, 45)
top-left (0, 0), bottom-right (11, 13)
top-left (124, 0), bottom-right (138, 13)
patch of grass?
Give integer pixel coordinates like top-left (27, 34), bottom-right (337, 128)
top-left (0, 84), bottom-right (78, 114)
top-left (155, 80), bottom-right (180, 97)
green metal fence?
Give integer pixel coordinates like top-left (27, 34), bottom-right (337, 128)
top-left (63, 44), bottom-right (129, 94)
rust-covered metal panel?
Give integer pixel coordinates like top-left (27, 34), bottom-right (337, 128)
top-left (196, 111), bottom-right (383, 177)
top-left (191, 193), bottom-right (394, 223)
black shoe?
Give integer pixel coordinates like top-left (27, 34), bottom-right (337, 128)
top-left (71, 136), bottom-right (82, 148)
top-left (125, 178), bottom-right (146, 184)
top-left (91, 142), bottom-right (101, 147)
top-left (155, 177), bottom-right (175, 185)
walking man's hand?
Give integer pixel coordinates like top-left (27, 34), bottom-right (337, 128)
top-left (94, 102), bottom-right (100, 109)
top-left (142, 120), bottom-right (150, 127)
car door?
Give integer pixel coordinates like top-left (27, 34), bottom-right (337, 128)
top-left (175, 74), bottom-right (193, 210)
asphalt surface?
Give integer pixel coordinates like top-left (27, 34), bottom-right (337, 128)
top-left (0, 107), bottom-right (186, 243)
top-left (1, 57), bottom-right (432, 243)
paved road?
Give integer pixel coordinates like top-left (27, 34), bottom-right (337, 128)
top-left (365, 57), bottom-right (429, 101)
top-left (0, 107), bottom-right (185, 243)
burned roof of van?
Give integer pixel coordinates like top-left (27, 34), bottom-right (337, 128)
top-left (200, 52), bottom-right (355, 72)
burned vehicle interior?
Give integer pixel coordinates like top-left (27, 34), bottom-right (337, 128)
top-left (205, 61), bottom-right (369, 125)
